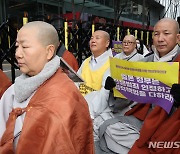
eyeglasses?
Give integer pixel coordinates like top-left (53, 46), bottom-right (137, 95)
top-left (122, 41), bottom-right (135, 45)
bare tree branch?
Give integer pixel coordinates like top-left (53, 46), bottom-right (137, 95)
top-left (114, 0), bottom-right (128, 25)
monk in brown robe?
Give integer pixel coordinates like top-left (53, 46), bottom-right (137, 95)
top-left (0, 21), bottom-right (94, 154)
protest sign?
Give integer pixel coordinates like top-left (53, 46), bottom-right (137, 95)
top-left (110, 57), bottom-right (179, 113)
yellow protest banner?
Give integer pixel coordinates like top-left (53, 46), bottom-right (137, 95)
top-left (110, 57), bottom-right (179, 113)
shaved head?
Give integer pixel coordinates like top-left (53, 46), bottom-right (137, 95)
top-left (95, 30), bottom-right (110, 41)
top-left (155, 18), bottom-right (180, 34)
top-left (123, 35), bottom-right (136, 42)
top-left (90, 30), bottom-right (110, 58)
top-left (22, 21), bottom-right (59, 52)
top-left (16, 21), bottom-right (60, 76)
top-left (122, 34), bottom-right (137, 55)
top-left (153, 18), bottom-right (180, 57)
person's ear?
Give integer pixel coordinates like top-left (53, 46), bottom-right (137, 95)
top-left (46, 44), bottom-right (55, 60)
top-left (177, 34), bottom-right (180, 44)
top-left (106, 40), bottom-right (110, 48)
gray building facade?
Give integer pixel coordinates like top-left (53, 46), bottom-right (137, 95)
top-left (0, 0), bottom-right (177, 29)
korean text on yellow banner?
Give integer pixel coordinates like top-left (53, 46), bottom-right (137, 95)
top-left (110, 57), bottom-right (179, 114)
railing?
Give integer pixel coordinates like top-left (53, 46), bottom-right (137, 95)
top-left (0, 20), bottom-right (18, 82)
top-left (0, 19), bottom-right (153, 82)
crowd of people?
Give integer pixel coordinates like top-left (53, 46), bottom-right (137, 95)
top-left (0, 17), bottom-right (179, 154)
